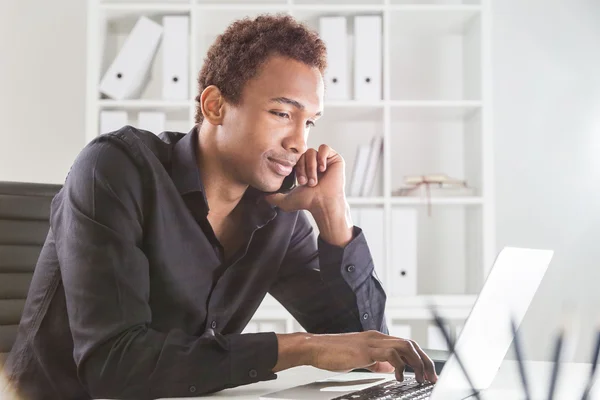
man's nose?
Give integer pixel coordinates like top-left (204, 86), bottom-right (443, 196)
top-left (282, 123), bottom-right (308, 155)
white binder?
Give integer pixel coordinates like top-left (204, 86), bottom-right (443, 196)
top-left (137, 111), bottom-right (166, 134)
top-left (390, 208), bottom-right (418, 297)
top-left (319, 16), bottom-right (350, 100)
top-left (353, 15), bottom-right (382, 101)
top-left (162, 16), bottom-right (189, 101)
top-left (428, 325), bottom-right (450, 351)
top-left (99, 110), bottom-right (127, 135)
top-left (389, 323), bottom-right (412, 340)
top-left (359, 207), bottom-right (385, 283)
top-left (99, 16), bottom-right (163, 100)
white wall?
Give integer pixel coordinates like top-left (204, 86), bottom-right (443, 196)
top-left (0, 0), bottom-right (86, 184)
top-left (493, 0), bottom-right (600, 362)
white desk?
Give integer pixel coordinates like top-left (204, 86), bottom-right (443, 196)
top-left (171, 360), bottom-right (599, 400)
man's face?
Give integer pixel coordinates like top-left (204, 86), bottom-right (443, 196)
top-left (218, 55), bottom-right (324, 193)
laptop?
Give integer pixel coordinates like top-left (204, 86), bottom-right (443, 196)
top-left (260, 246), bottom-right (554, 400)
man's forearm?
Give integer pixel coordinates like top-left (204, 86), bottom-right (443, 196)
top-left (311, 198), bottom-right (354, 248)
top-left (272, 333), bottom-right (316, 372)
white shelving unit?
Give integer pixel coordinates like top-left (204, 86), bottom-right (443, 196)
top-left (86, 0), bottom-right (494, 348)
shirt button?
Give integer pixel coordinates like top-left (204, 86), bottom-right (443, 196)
top-left (189, 385), bottom-right (197, 393)
top-left (346, 264), bottom-right (356, 273)
top-left (211, 320), bottom-right (217, 329)
top-left (362, 313), bottom-right (369, 320)
top-left (249, 369), bottom-right (258, 378)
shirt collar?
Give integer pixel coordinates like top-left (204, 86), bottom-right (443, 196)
top-left (171, 126), bottom-right (278, 227)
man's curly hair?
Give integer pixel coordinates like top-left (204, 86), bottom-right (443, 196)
top-left (195, 13), bottom-right (328, 125)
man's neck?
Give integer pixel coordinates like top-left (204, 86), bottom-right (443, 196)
top-left (196, 124), bottom-right (247, 219)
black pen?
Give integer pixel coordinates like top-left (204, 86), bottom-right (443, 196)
top-left (580, 325), bottom-right (600, 400)
top-left (511, 316), bottom-right (531, 400)
top-left (429, 305), bottom-right (482, 400)
top-left (547, 322), bottom-right (565, 400)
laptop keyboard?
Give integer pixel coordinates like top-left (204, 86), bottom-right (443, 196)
top-left (330, 377), bottom-right (435, 400)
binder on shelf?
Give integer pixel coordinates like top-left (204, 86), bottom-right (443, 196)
top-left (348, 144), bottom-right (371, 197)
top-left (389, 323), bottom-right (412, 340)
top-left (162, 16), bottom-right (190, 101)
top-left (353, 15), bottom-right (382, 101)
top-left (390, 208), bottom-right (418, 297)
top-left (242, 322), bottom-right (258, 334)
top-left (137, 111), bottom-right (166, 135)
top-left (259, 321), bottom-right (286, 334)
top-left (319, 16), bottom-right (350, 101)
top-left (99, 110), bottom-right (127, 135)
top-left (359, 207), bottom-right (385, 282)
top-left (428, 324), bottom-right (450, 351)
top-left (99, 16), bottom-right (163, 100)
top-left (361, 135), bottom-right (383, 196)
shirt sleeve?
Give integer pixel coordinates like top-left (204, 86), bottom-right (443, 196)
top-left (268, 210), bottom-right (389, 335)
top-left (51, 138), bottom-right (278, 399)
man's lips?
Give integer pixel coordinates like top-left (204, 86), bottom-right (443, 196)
top-left (268, 157), bottom-right (295, 175)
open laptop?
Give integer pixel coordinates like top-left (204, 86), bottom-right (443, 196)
top-left (260, 246), bottom-right (554, 400)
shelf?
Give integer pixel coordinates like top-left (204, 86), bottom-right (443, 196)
top-left (386, 294), bottom-right (476, 320)
top-left (98, 99), bottom-right (192, 110)
top-left (99, 3), bottom-right (192, 17)
top-left (391, 197), bottom-right (483, 205)
top-left (347, 197), bottom-right (385, 205)
top-left (389, 6), bottom-right (480, 35)
top-left (390, 101), bottom-right (482, 120)
top-left (255, 294), bottom-right (476, 321)
top-left (325, 100), bottom-right (385, 108)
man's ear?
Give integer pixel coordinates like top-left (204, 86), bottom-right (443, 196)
top-left (200, 85), bottom-right (226, 125)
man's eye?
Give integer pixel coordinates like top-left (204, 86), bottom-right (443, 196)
top-left (271, 111), bottom-right (289, 119)
top-left (306, 120), bottom-right (315, 128)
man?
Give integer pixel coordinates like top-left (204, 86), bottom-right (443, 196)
top-left (3, 14), bottom-right (437, 399)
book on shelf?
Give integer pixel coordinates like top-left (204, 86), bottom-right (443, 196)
top-left (393, 174), bottom-right (475, 197)
top-left (348, 135), bottom-right (383, 197)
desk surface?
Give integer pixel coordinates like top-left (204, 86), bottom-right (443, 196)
top-left (168, 360), bottom-right (599, 400)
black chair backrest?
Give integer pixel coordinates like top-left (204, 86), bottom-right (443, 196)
top-left (0, 182), bottom-right (62, 367)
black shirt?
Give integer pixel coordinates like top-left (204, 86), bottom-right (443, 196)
top-left (3, 126), bottom-right (389, 399)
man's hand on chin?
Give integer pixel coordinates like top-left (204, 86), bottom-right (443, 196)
top-left (264, 144), bottom-right (354, 248)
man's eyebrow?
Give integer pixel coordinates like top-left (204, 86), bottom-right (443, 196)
top-left (270, 97), bottom-right (322, 117)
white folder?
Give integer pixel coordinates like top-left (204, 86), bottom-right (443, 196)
top-left (99, 16), bottom-right (163, 100)
top-left (389, 323), bottom-right (412, 340)
top-left (319, 16), bottom-right (350, 101)
top-left (350, 207), bottom-right (362, 228)
top-left (390, 208), bottom-right (418, 297)
top-left (137, 111), bottom-right (166, 134)
top-left (259, 321), bottom-right (285, 334)
top-left (99, 110), bottom-right (128, 135)
top-left (162, 16), bottom-right (189, 101)
top-left (428, 325), bottom-right (450, 351)
top-left (359, 207), bottom-right (385, 283)
top-left (242, 322), bottom-right (258, 334)
top-left (354, 15), bottom-right (382, 101)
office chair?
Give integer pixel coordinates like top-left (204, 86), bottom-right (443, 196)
top-left (0, 181), bottom-right (61, 367)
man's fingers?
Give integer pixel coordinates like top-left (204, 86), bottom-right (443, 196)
top-left (295, 153), bottom-right (307, 185)
top-left (370, 347), bottom-right (406, 382)
top-left (317, 144), bottom-right (332, 172)
top-left (365, 361), bottom-right (395, 373)
top-left (304, 149), bottom-right (318, 186)
top-left (375, 339), bottom-right (426, 383)
top-left (410, 340), bottom-right (438, 383)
